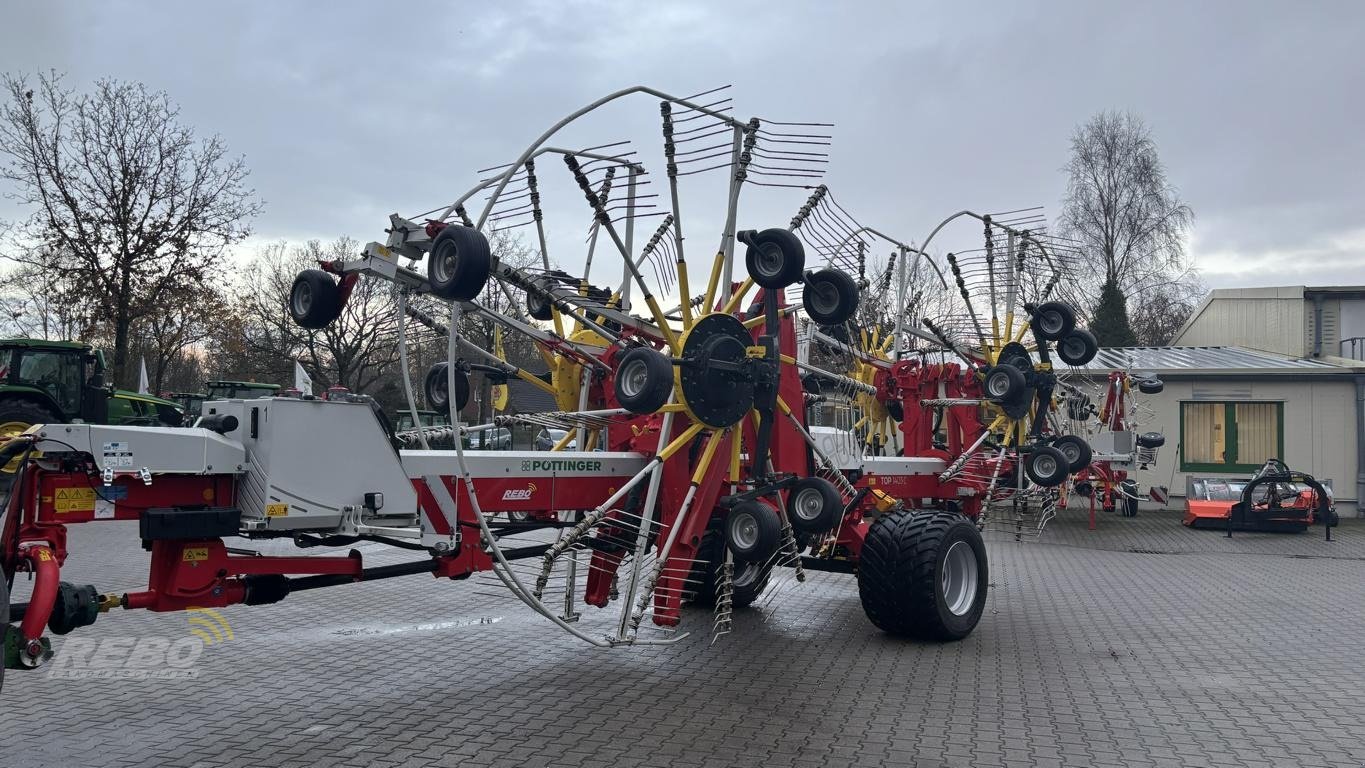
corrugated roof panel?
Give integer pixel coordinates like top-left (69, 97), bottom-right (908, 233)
top-left (1070, 345), bottom-right (1351, 374)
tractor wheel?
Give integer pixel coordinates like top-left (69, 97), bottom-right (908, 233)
top-left (743, 228), bottom-right (806, 289)
top-left (613, 347), bottom-right (673, 415)
top-left (801, 268), bottom-right (859, 326)
top-left (1052, 435), bottom-right (1093, 473)
top-left (427, 225), bottom-right (492, 301)
top-left (0, 400), bottom-right (57, 474)
top-left (1031, 301), bottom-right (1076, 341)
top-left (1024, 445), bottom-right (1069, 487)
top-left (787, 477), bottom-right (843, 534)
top-left (424, 362), bottom-right (470, 414)
top-left (1056, 328), bottom-right (1098, 366)
top-left (289, 269), bottom-right (343, 329)
top-left (725, 500), bottom-right (781, 562)
top-left (1137, 378), bottom-right (1164, 395)
top-left (857, 509), bottom-right (988, 641)
top-left (687, 531), bottom-right (770, 608)
top-left (983, 364), bottom-right (1026, 403)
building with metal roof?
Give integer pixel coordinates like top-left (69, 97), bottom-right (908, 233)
top-left (1069, 335), bottom-right (1365, 516)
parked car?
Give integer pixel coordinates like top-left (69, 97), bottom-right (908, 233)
top-left (465, 426), bottom-right (513, 451)
top-left (534, 427), bottom-right (576, 451)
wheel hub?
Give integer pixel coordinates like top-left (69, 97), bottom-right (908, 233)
top-left (941, 540), bottom-right (979, 616)
top-left (677, 313), bottom-right (757, 428)
top-left (731, 513), bottom-right (759, 550)
top-left (794, 488), bottom-right (823, 522)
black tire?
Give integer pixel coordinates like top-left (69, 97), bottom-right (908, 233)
top-left (725, 500), bottom-right (781, 562)
top-left (1074, 480), bottom-right (1094, 499)
top-left (424, 362), bottom-right (470, 413)
top-left (1136, 431), bottom-right (1166, 449)
top-left (1120, 479), bottom-right (1140, 517)
top-left (1056, 328), bottom-right (1098, 366)
top-left (1137, 378), bottom-right (1164, 395)
top-left (1031, 301), bottom-right (1076, 341)
top-left (857, 509), bottom-right (988, 641)
top-left (787, 477), bottom-right (843, 534)
top-left (289, 269), bottom-right (343, 329)
top-left (983, 365), bottom-right (1027, 404)
top-left (742, 228), bottom-right (805, 289)
top-left (1052, 435), bottom-right (1093, 473)
top-left (613, 347), bottom-right (673, 415)
top-left (801, 268), bottom-right (859, 325)
top-left (527, 289), bottom-right (553, 322)
top-left (1024, 445), bottom-right (1069, 487)
top-left (687, 531), bottom-right (771, 608)
top-left (427, 225), bottom-right (492, 301)
top-left (886, 400), bottom-right (904, 422)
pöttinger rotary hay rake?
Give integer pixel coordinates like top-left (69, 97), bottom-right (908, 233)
top-left (1, 86), bottom-right (1133, 690)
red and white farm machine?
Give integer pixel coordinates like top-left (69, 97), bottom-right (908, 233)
top-left (1, 86), bottom-right (1151, 686)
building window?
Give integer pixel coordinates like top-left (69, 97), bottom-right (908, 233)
top-left (1179, 401), bottom-right (1283, 472)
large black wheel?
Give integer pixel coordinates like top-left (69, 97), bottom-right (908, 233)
top-left (1031, 301), bottom-right (1076, 341)
top-left (725, 500), bottom-right (781, 562)
top-left (289, 269), bottom-right (343, 329)
top-left (857, 509), bottom-right (988, 641)
top-left (983, 365), bottom-right (1026, 404)
top-left (1056, 328), bottom-right (1098, 366)
top-left (613, 347), bottom-right (673, 415)
top-left (787, 477), bottom-right (843, 534)
top-left (742, 228), bottom-right (805, 289)
top-left (1052, 435), bottom-right (1093, 473)
top-left (687, 531), bottom-right (771, 608)
top-left (1137, 378), bottom-right (1164, 395)
top-left (1024, 445), bottom-right (1069, 487)
top-left (801, 269), bottom-right (859, 326)
top-left (427, 225), bottom-right (492, 301)
top-left (424, 362), bottom-right (470, 414)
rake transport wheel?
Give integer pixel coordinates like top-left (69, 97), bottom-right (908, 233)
top-left (857, 509), bottom-right (988, 641)
top-left (687, 531), bottom-right (771, 609)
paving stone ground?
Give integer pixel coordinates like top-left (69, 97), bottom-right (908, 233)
top-left (3, 506), bottom-right (1363, 768)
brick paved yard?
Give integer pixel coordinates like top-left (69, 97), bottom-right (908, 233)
top-left (4, 508), bottom-right (1364, 768)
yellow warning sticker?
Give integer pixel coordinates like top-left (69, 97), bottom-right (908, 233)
top-left (745, 345), bottom-right (766, 359)
top-left (182, 547), bottom-right (209, 562)
top-left (265, 503), bottom-right (289, 517)
top-left (54, 487), bottom-right (96, 513)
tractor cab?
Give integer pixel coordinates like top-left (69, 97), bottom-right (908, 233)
top-left (171, 392), bottom-right (209, 419)
top-left (0, 339), bottom-right (114, 437)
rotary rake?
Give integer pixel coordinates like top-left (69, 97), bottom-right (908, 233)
top-left (0, 86), bottom-right (1150, 689)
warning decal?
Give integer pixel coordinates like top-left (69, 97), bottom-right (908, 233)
top-left (54, 487), bottom-right (96, 513)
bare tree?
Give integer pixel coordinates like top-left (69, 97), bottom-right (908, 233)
top-left (233, 237), bottom-right (401, 394)
top-left (1057, 111), bottom-right (1196, 345)
top-left (0, 72), bottom-right (262, 386)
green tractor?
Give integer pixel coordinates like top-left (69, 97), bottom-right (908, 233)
top-left (0, 339), bottom-right (185, 443)
top-left (172, 381), bottom-right (281, 420)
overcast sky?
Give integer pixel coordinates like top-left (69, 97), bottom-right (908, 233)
top-left (1, 0), bottom-right (1361, 291)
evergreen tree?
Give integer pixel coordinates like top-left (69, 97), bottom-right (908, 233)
top-left (1090, 276), bottom-right (1138, 347)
